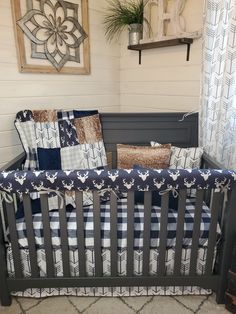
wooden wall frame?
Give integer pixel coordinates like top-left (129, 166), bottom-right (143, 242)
top-left (11, 0), bottom-right (90, 75)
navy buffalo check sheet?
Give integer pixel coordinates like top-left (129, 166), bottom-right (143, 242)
top-left (15, 197), bottom-right (217, 250)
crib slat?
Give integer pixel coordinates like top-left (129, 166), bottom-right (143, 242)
top-left (127, 191), bottom-right (134, 277)
top-left (205, 192), bottom-right (221, 274)
top-left (110, 192), bottom-right (118, 277)
top-left (174, 190), bottom-right (187, 275)
top-left (0, 195), bottom-right (9, 242)
top-left (40, 194), bottom-right (54, 277)
top-left (158, 193), bottom-right (169, 276)
top-left (0, 202), bottom-right (12, 305)
top-left (23, 195), bottom-right (39, 278)
top-left (189, 190), bottom-right (204, 276)
top-left (5, 201), bottom-right (22, 278)
top-left (75, 192), bottom-right (86, 277)
top-left (93, 191), bottom-right (102, 277)
top-left (143, 191), bottom-right (152, 276)
top-left (220, 190), bottom-right (230, 229)
top-left (59, 194), bottom-right (70, 277)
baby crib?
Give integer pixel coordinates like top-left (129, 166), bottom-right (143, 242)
top-left (0, 113), bottom-right (235, 306)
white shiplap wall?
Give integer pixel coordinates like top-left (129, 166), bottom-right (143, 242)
top-left (120, 0), bottom-right (204, 113)
top-left (0, 0), bottom-right (120, 167)
top-left (0, 0), bottom-right (204, 167)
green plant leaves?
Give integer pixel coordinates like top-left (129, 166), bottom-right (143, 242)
top-left (103, 0), bottom-right (146, 42)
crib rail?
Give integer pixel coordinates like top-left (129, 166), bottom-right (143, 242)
top-left (0, 168), bottom-right (236, 305)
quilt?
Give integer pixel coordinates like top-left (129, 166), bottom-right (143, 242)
top-left (15, 109), bottom-right (107, 206)
top-left (15, 109), bottom-right (107, 171)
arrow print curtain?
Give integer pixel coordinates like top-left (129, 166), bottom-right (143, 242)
top-left (200, 0), bottom-right (236, 169)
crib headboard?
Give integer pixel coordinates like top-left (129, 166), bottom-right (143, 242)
top-left (1, 112), bottom-right (198, 171)
top-left (101, 112), bottom-right (198, 168)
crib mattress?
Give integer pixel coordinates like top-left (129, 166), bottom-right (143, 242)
top-left (14, 197), bottom-right (215, 250)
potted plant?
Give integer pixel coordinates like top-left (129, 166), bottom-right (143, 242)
top-left (104, 0), bottom-right (148, 45)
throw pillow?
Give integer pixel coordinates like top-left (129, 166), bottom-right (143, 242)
top-left (151, 142), bottom-right (203, 169)
top-left (151, 141), bottom-right (203, 198)
top-left (117, 144), bottom-right (171, 169)
top-left (169, 146), bottom-right (203, 169)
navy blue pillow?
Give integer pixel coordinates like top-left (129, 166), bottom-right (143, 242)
top-left (73, 110), bottom-right (98, 118)
top-left (16, 198), bottom-right (42, 219)
top-left (37, 147), bottom-right (61, 170)
top-left (133, 165), bottom-right (179, 210)
top-left (15, 199), bottom-right (75, 219)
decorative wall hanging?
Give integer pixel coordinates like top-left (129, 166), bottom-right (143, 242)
top-left (11, 0), bottom-right (90, 74)
top-left (142, 0), bottom-right (201, 42)
top-left (128, 0), bottom-right (202, 64)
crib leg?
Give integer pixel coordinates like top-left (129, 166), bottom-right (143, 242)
top-left (0, 283), bottom-right (12, 306)
top-left (0, 245), bottom-right (12, 306)
top-left (215, 238), bottom-right (234, 304)
top-left (0, 254), bottom-right (11, 306)
top-left (0, 216), bottom-right (12, 305)
top-left (0, 242), bottom-right (11, 306)
top-left (216, 189), bottom-right (236, 304)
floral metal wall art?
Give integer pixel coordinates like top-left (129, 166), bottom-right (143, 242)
top-left (11, 0), bottom-right (90, 74)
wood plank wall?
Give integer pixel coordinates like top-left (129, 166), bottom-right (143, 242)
top-left (119, 0), bottom-right (204, 113)
top-left (0, 0), bottom-right (120, 168)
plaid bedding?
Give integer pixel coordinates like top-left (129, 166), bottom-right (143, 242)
top-left (15, 197), bottom-right (217, 250)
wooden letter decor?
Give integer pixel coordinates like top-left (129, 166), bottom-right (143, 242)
top-left (11, 0), bottom-right (90, 74)
top-left (142, 0), bottom-right (201, 43)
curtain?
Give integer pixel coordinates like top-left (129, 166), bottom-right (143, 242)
top-left (200, 0), bottom-right (236, 169)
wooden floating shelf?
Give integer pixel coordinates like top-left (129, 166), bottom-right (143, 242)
top-left (127, 38), bottom-right (193, 64)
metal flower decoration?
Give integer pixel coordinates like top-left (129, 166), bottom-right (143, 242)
top-left (14, 0), bottom-right (89, 73)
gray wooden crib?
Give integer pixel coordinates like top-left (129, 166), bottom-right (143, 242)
top-left (0, 113), bottom-right (235, 306)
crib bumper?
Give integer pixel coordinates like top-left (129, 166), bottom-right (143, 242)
top-left (0, 168), bottom-right (235, 194)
